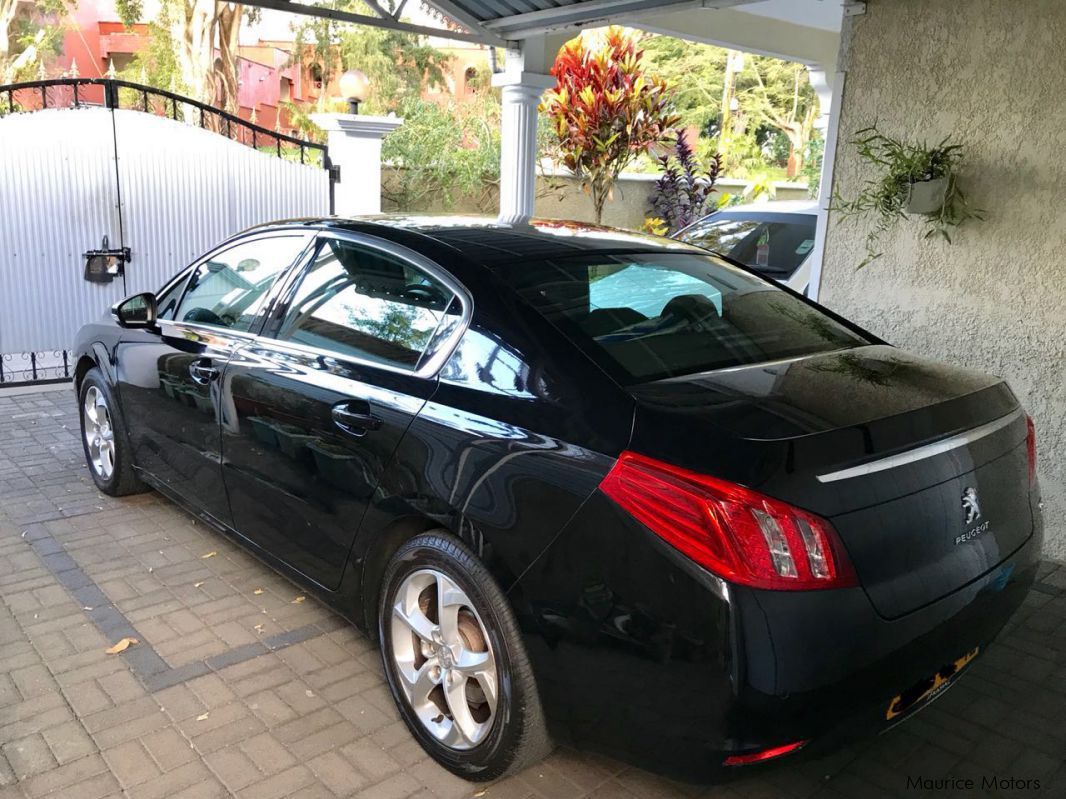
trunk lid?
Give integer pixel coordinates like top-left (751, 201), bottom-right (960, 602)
top-left (627, 345), bottom-right (1034, 618)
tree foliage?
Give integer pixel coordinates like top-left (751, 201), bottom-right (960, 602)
top-left (290, 1), bottom-right (450, 115)
top-left (648, 130), bottom-right (720, 234)
top-left (641, 33), bottom-right (820, 179)
top-left (542, 27), bottom-right (680, 224)
top-left (382, 94), bottom-right (500, 210)
top-left (121, 5), bottom-right (186, 94)
top-left (1, 0), bottom-right (72, 83)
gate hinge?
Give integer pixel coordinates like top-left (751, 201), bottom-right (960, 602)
top-left (844, 1), bottom-right (867, 16)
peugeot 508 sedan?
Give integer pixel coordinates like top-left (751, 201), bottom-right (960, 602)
top-left (73, 217), bottom-right (1042, 782)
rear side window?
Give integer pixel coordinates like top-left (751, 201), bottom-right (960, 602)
top-left (499, 252), bottom-right (868, 383)
top-left (679, 215), bottom-right (817, 278)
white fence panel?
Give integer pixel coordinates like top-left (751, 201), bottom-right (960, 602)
top-left (0, 105), bottom-right (330, 357)
top-left (113, 109), bottom-right (330, 297)
top-left (0, 107), bottom-right (124, 354)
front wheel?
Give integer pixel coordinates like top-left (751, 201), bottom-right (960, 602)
top-left (378, 532), bottom-right (551, 781)
top-left (78, 367), bottom-right (147, 496)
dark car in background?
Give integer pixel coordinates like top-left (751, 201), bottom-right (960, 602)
top-left (676, 201), bottom-right (818, 294)
top-left (73, 217), bottom-right (1042, 782)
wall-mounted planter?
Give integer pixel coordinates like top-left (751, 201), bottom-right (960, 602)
top-left (905, 176), bottom-right (949, 215)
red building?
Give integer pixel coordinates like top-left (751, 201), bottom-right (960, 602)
top-left (53, 0), bottom-right (340, 136)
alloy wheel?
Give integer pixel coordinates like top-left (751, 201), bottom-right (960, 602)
top-left (389, 568), bottom-right (499, 750)
top-left (83, 386), bottom-right (115, 480)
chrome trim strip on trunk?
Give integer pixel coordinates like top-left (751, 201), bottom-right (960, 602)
top-left (816, 408), bottom-right (1024, 484)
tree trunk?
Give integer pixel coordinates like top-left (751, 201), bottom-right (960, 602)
top-left (173, 0), bottom-right (218, 106)
top-left (591, 174), bottom-right (609, 225)
top-left (1, 0), bottom-right (18, 79)
top-left (216, 3), bottom-right (242, 113)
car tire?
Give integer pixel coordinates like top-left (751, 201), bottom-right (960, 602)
top-left (378, 531), bottom-right (552, 781)
top-left (78, 367), bottom-right (148, 497)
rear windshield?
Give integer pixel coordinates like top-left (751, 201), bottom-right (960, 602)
top-left (678, 214), bottom-right (817, 278)
top-left (500, 252), bottom-right (869, 384)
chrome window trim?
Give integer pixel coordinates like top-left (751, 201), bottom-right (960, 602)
top-left (815, 408), bottom-right (1024, 484)
top-left (260, 230), bottom-right (474, 381)
top-left (155, 318), bottom-right (261, 343)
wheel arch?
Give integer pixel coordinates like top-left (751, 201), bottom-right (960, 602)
top-left (73, 342), bottom-right (116, 391)
top-left (73, 354), bottom-right (96, 392)
top-left (356, 511), bottom-right (528, 643)
top-left (358, 513), bottom-right (445, 640)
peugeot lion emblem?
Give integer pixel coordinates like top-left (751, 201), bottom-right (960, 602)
top-left (962, 487), bottom-right (981, 525)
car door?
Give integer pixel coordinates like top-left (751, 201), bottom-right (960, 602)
top-left (117, 232), bottom-right (314, 522)
top-left (219, 233), bottom-right (468, 590)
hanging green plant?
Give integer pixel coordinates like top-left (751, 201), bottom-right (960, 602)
top-left (833, 126), bottom-right (985, 268)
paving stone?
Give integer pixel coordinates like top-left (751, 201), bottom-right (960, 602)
top-left (203, 746), bottom-right (263, 791)
top-left (239, 732), bottom-right (299, 776)
top-left (102, 740), bottom-right (161, 788)
top-left (235, 764), bottom-right (316, 799)
top-left (2, 734), bottom-right (57, 780)
top-left (309, 750), bottom-right (371, 796)
top-left (3, 386), bottom-right (1065, 799)
top-left (40, 720), bottom-right (97, 766)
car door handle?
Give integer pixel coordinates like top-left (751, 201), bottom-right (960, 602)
top-left (189, 360), bottom-right (219, 385)
top-left (331, 402), bottom-right (382, 436)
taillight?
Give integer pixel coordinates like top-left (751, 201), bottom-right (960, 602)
top-left (599, 451), bottom-right (857, 590)
top-left (723, 740), bottom-right (807, 766)
top-left (1026, 415), bottom-right (1037, 484)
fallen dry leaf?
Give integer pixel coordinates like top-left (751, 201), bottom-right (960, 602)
top-left (253, 589), bottom-right (264, 595)
top-left (196, 712), bottom-right (209, 721)
top-left (473, 792), bottom-right (487, 798)
top-left (105, 637), bottom-right (138, 655)
top-left (200, 551), bottom-right (217, 559)
top-left (254, 624), bottom-right (264, 633)
top-left (291, 596), bottom-right (305, 604)
top-left (193, 581), bottom-right (205, 588)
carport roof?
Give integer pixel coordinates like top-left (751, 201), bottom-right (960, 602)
top-left (240, 1), bottom-right (768, 46)
top-left (425, 0), bottom-right (764, 39)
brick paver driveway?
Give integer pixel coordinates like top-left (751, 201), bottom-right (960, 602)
top-left (1, 385), bottom-right (1064, 799)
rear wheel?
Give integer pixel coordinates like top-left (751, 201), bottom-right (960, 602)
top-left (378, 532), bottom-right (551, 781)
top-left (78, 368), bottom-right (147, 496)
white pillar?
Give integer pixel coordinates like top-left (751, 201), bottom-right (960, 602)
top-left (310, 113), bottom-right (403, 216)
top-left (806, 70), bottom-right (845, 302)
top-left (492, 36), bottom-right (564, 225)
top-left (492, 71), bottom-right (555, 225)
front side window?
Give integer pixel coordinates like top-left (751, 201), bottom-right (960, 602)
top-left (680, 215), bottom-right (817, 279)
top-left (173, 235), bottom-right (309, 332)
top-left (501, 252), bottom-right (868, 383)
top-left (274, 238), bottom-right (455, 370)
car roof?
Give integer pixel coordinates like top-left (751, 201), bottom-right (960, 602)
top-left (241, 215), bottom-right (706, 268)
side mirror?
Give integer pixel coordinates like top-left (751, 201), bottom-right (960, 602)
top-left (112, 292), bottom-right (158, 328)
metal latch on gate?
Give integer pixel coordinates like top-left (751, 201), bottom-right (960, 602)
top-left (83, 235), bottom-right (131, 284)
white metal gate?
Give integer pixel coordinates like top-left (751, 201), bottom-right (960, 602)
top-left (0, 79), bottom-right (333, 384)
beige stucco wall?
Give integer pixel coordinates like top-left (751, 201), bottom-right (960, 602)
top-left (383, 169), bottom-right (810, 229)
top-left (821, 0), bottom-right (1066, 560)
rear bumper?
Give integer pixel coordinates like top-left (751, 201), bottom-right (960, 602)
top-left (516, 491), bottom-right (1043, 782)
top-left (726, 520), bottom-right (1041, 763)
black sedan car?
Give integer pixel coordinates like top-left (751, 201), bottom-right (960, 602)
top-left (73, 217), bottom-right (1042, 782)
